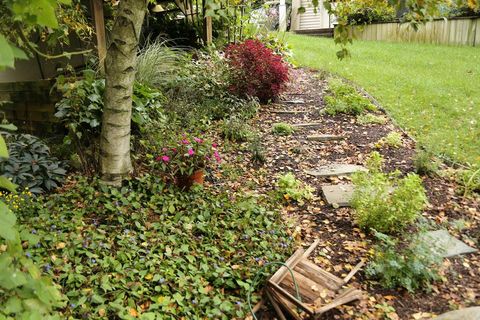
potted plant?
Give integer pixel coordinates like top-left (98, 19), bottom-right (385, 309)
top-left (155, 133), bottom-right (220, 189)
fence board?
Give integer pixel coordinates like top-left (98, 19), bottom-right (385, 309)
top-left (352, 17), bottom-right (480, 46)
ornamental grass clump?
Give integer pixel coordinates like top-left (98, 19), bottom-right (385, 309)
top-left (155, 133), bottom-right (220, 179)
top-left (351, 152), bottom-right (427, 233)
top-left (225, 39), bottom-right (289, 103)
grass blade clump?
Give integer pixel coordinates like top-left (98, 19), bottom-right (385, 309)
top-left (136, 38), bottom-right (186, 88)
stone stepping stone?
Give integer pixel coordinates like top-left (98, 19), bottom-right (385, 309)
top-left (322, 184), bottom-right (354, 207)
top-left (281, 99), bottom-right (305, 104)
top-left (421, 230), bottom-right (477, 258)
top-left (307, 134), bottom-right (346, 142)
top-left (292, 122), bottom-right (323, 129)
top-left (305, 164), bottom-right (367, 178)
top-left (433, 307), bottom-right (480, 320)
top-left (272, 110), bottom-right (308, 115)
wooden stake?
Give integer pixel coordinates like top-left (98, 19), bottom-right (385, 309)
top-left (91, 0), bottom-right (107, 74)
top-left (205, 16), bottom-right (213, 45)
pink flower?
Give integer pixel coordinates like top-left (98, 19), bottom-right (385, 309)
top-left (161, 155), bottom-right (170, 162)
top-left (188, 148), bottom-right (195, 156)
top-left (155, 156), bottom-right (162, 162)
top-left (214, 150), bottom-right (221, 163)
top-left (181, 139), bottom-right (189, 144)
top-left (212, 143), bottom-right (218, 148)
top-left (194, 137), bottom-right (203, 143)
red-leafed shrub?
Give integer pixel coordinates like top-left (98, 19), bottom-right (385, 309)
top-left (225, 39), bottom-right (289, 103)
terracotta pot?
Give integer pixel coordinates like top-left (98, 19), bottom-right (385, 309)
top-left (176, 169), bottom-right (205, 189)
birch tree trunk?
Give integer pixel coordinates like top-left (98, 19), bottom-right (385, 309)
top-left (100, 0), bottom-right (146, 185)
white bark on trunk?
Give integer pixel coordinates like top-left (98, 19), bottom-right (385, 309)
top-left (100, 0), bottom-right (146, 185)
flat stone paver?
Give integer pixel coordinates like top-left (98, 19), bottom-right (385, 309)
top-left (282, 99), bottom-right (305, 104)
top-left (305, 164), bottom-right (367, 178)
top-left (322, 184), bottom-right (354, 207)
top-left (422, 230), bottom-right (477, 258)
top-left (272, 110), bottom-right (308, 115)
top-left (433, 307), bottom-right (480, 320)
top-left (292, 122), bottom-right (323, 129)
top-left (307, 134), bottom-right (347, 142)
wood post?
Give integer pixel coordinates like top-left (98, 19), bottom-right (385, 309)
top-left (205, 16), bottom-right (213, 45)
top-left (279, 0), bottom-right (286, 32)
top-left (92, 0), bottom-right (107, 74)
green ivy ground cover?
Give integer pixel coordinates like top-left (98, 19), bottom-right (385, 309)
top-left (15, 175), bottom-right (293, 319)
top-left (287, 34), bottom-right (480, 166)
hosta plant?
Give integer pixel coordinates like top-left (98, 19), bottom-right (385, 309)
top-left (1, 134), bottom-right (66, 194)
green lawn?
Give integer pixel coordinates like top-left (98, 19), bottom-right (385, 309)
top-left (286, 34), bottom-right (480, 166)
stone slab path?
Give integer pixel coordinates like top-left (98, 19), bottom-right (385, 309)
top-left (322, 184), bottom-right (355, 207)
top-left (248, 68), bottom-right (480, 319)
top-left (305, 164), bottom-right (367, 178)
top-left (282, 99), bottom-right (305, 104)
top-left (272, 110), bottom-right (308, 115)
top-left (421, 230), bottom-right (477, 258)
top-left (433, 307), bottom-right (480, 320)
top-left (291, 122), bottom-right (323, 129)
top-left (306, 134), bottom-right (347, 142)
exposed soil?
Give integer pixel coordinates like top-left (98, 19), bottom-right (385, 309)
top-left (222, 68), bottom-right (480, 319)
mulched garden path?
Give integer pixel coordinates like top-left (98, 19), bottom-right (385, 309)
top-left (220, 68), bottom-right (480, 319)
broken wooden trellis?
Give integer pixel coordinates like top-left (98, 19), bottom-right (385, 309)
top-left (266, 239), bottom-right (364, 319)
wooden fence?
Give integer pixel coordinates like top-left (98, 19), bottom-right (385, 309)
top-left (352, 17), bottom-right (480, 46)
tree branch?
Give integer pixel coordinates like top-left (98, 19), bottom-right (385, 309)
top-left (15, 24), bottom-right (92, 60)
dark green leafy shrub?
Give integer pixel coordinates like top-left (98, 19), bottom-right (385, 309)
top-left (351, 152), bottom-right (427, 233)
top-left (272, 123), bottom-right (295, 136)
top-left (277, 173), bottom-right (314, 205)
top-left (324, 78), bottom-right (377, 115)
top-left (54, 70), bottom-right (166, 171)
top-left (366, 231), bottom-right (443, 292)
top-left (0, 135), bottom-right (65, 319)
top-left (15, 176), bottom-right (293, 319)
top-left (1, 134), bottom-right (66, 194)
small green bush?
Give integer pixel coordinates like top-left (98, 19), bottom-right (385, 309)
top-left (272, 123), bottom-right (295, 136)
top-left (221, 118), bottom-right (252, 142)
top-left (356, 113), bottom-right (387, 125)
top-left (351, 152), bottom-right (427, 233)
top-left (456, 166), bottom-right (480, 196)
top-left (375, 131), bottom-right (403, 149)
top-left (162, 51), bottom-right (259, 122)
top-left (324, 78), bottom-right (377, 115)
top-left (366, 231), bottom-right (443, 292)
top-left (249, 135), bottom-right (266, 164)
top-left (277, 173), bottom-right (314, 205)
top-left (413, 149), bottom-right (439, 176)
